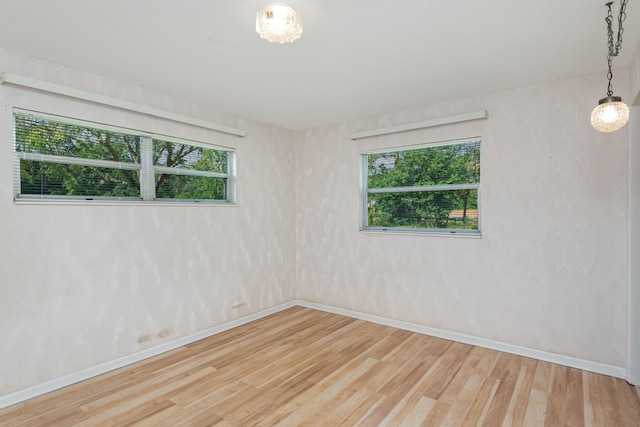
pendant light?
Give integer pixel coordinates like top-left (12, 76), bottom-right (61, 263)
top-left (591, 1), bottom-right (629, 133)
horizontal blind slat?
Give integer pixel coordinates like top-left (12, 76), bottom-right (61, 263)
top-left (368, 183), bottom-right (480, 193)
top-left (16, 152), bottom-right (142, 170)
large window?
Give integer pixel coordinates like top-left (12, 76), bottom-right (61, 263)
top-left (13, 110), bottom-right (235, 203)
top-left (361, 138), bottom-right (481, 235)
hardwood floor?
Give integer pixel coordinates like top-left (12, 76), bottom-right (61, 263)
top-left (1, 306), bottom-right (638, 426)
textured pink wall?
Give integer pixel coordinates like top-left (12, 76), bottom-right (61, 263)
top-left (0, 49), bottom-right (298, 396)
top-left (295, 72), bottom-right (628, 368)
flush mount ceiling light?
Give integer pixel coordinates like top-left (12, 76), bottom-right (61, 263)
top-left (591, 0), bottom-right (630, 133)
top-left (256, 2), bottom-right (303, 44)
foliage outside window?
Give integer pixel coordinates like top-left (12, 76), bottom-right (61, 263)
top-left (361, 138), bottom-right (481, 235)
top-left (13, 110), bottom-right (235, 203)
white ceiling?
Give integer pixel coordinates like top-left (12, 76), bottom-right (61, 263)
top-left (0, 0), bottom-right (639, 130)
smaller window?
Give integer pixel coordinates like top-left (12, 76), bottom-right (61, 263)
top-left (153, 138), bottom-right (231, 202)
top-left (13, 110), bottom-right (235, 204)
top-left (361, 138), bottom-right (481, 235)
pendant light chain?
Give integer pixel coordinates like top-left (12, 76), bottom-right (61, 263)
top-left (605, 0), bottom-right (628, 97)
top-left (591, 0), bottom-right (630, 133)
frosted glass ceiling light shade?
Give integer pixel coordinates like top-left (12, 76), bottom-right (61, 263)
top-left (256, 3), bottom-right (303, 44)
top-left (591, 1), bottom-right (629, 133)
top-left (591, 96), bottom-right (630, 133)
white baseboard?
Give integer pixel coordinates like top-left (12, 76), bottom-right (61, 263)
top-left (0, 301), bottom-right (296, 410)
top-left (0, 299), bottom-right (628, 410)
top-left (295, 300), bottom-right (628, 380)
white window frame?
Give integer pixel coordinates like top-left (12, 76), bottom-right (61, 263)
top-left (360, 137), bottom-right (481, 236)
top-left (13, 109), bottom-right (236, 204)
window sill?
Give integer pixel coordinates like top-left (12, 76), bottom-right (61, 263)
top-left (360, 228), bottom-right (482, 238)
top-left (13, 199), bottom-right (237, 207)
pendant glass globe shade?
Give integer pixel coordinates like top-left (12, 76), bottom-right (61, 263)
top-left (591, 96), bottom-right (630, 133)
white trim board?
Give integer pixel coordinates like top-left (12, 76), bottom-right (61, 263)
top-left (628, 105), bottom-right (640, 386)
top-left (0, 72), bottom-right (246, 137)
top-left (295, 300), bottom-right (628, 380)
top-left (349, 110), bottom-right (488, 140)
top-left (0, 301), bottom-right (296, 410)
top-left (0, 299), bottom-right (628, 410)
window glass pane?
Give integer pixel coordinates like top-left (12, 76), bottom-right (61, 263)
top-left (20, 160), bottom-right (141, 198)
top-left (367, 190), bottom-right (478, 230)
top-left (153, 139), bottom-right (227, 173)
top-left (155, 174), bottom-right (227, 200)
top-left (13, 110), bottom-right (235, 204)
top-left (368, 140), bottom-right (480, 188)
top-left (15, 113), bottom-right (140, 163)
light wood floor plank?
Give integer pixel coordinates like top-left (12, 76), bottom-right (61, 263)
top-left (397, 395), bottom-right (436, 426)
top-left (0, 307), bottom-right (638, 426)
top-left (618, 378), bottom-right (640, 426)
top-left (522, 388), bottom-right (548, 427)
